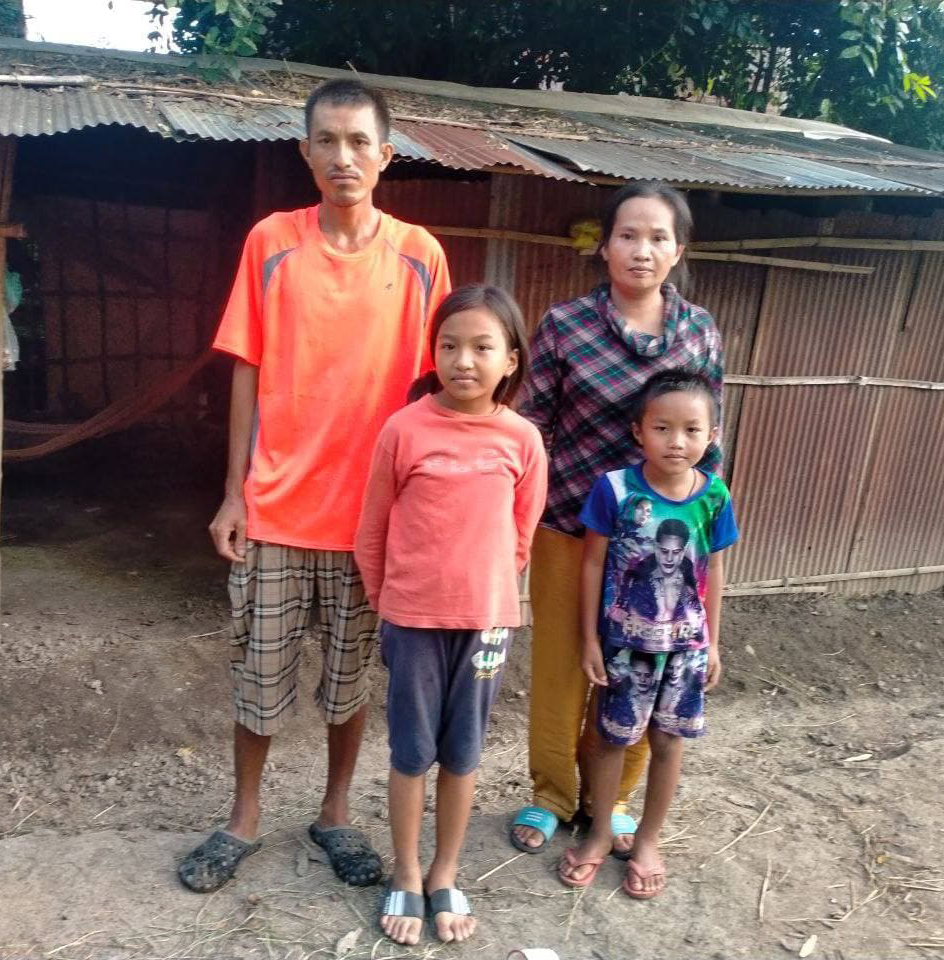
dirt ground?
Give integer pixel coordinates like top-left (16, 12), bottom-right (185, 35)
top-left (1, 435), bottom-right (943, 960)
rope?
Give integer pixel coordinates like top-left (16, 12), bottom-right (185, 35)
top-left (3, 349), bottom-right (214, 461)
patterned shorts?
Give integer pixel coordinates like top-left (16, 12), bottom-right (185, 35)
top-left (228, 541), bottom-right (378, 735)
top-left (597, 644), bottom-right (709, 746)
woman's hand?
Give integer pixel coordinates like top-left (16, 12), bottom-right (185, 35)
top-left (705, 645), bottom-right (722, 692)
top-left (581, 638), bottom-right (609, 687)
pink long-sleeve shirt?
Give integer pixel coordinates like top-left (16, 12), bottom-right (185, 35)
top-left (354, 393), bottom-right (548, 629)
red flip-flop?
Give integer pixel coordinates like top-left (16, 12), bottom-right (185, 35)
top-left (622, 858), bottom-right (666, 900)
top-left (557, 847), bottom-right (605, 889)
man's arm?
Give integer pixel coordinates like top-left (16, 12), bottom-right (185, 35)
top-left (208, 359), bottom-right (258, 563)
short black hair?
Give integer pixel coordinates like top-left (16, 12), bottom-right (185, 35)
top-left (631, 370), bottom-right (720, 429)
top-left (304, 78), bottom-right (391, 142)
top-left (655, 518), bottom-right (690, 546)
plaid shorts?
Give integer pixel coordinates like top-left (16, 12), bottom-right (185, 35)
top-left (228, 541), bottom-right (378, 735)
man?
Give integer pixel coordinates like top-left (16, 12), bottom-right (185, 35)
top-left (178, 79), bottom-right (451, 892)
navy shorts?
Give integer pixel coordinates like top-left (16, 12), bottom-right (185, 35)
top-left (380, 622), bottom-right (512, 776)
top-left (597, 644), bottom-right (708, 746)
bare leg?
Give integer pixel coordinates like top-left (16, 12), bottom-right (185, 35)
top-left (426, 768), bottom-right (478, 942)
top-left (226, 722), bottom-right (270, 841)
top-left (626, 729), bottom-right (684, 896)
top-left (560, 737), bottom-right (623, 883)
top-left (382, 768), bottom-right (425, 945)
top-left (315, 704), bottom-right (367, 828)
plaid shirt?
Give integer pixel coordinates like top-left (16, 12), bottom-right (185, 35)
top-left (518, 283), bottom-right (723, 536)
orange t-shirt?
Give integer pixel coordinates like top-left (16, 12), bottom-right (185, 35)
top-left (213, 205), bottom-right (451, 550)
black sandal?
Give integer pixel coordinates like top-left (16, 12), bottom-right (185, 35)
top-left (308, 823), bottom-right (382, 886)
top-left (178, 830), bottom-right (260, 893)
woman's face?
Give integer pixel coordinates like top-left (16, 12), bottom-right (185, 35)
top-left (601, 196), bottom-right (683, 295)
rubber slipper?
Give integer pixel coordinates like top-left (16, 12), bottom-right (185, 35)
top-left (309, 823), bottom-right (382, 887)
top-left (177, 830), bottom-right (260, 893)
top-left (557, 847), bottom-right (605, 889)
top-left (610, 812), bottom-right (638, 861)
top-left (380, 888), bottom-right (425, 944)
top-left (427, 887), bottom-right (473, 941)
top-left (622, 858), bottom-right (665, 900)
top-left (510, 806), bottom-right (559, 853)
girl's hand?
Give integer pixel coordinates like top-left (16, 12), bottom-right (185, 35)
top-left (705, 646), bottom-right (722, 692)
top-left (581, 640), bottom-right (608, 687)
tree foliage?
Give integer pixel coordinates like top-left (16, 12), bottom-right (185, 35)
top-left (154, 0), bottom-right (944, 149)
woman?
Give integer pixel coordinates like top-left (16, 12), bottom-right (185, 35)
top-left (511, 181), bottom-right (724, 861)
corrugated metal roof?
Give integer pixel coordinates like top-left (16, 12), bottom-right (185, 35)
top-left (0, 86), bottom-right (162, 136)
top-left (3, 40), bottom-right (944, 194)
top-left (392, 119), bottom-right (583, 180)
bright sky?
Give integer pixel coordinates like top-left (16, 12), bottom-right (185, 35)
top-left (24, 0), bottom-right (176, 52)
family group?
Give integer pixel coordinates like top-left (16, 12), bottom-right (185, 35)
top-left (175, 77), bottom-right (738, 946)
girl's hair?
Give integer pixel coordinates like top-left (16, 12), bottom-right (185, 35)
top-left (598, 181), bottom-right (694, 295)
top-left (630, 370), bottom-right (719, 431)
top-left (407, 284), bottom-right (530, 406)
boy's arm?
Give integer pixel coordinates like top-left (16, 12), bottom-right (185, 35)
top-left (705, 550), bottom-right (724, 690)
top-left (353, 436), bottom-right (397, 611)
top-left (579, 531), bottom-right (610, 686)
top-left (208, 359), bottom-right (258, 563)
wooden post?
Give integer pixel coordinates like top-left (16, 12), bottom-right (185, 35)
top-left (0, 137), bottom-right (17, 604)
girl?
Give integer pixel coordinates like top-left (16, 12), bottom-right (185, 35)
top-left (355, 285), bottom-right (548, 945)
top-left (512, 181), bottom-right (724, 861)
top-left (560, 370), bottom-right (738, 898)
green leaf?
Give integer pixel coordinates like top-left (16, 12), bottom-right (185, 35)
top-left (214, 0), bottom-right (228, 14)
top-left (840, 45), bottom-right (861, 58)
top-left (840, 30), bottom-right (861, 40)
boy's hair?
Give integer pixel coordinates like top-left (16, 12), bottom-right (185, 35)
top-left (630, 370), bottom-right (719, 431)
top-left (598, 180), bottom-right (694, 295)
top-left (655, 518), bottom-right (690, 546)
top-left (407, 284), bottom-right (530, 406)
top-left (304, 78), bottom-right (391, 142)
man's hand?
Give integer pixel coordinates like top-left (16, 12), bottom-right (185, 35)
top-left (705, 645), bottom-right (722, 692)
top-left (209, 494), bottom-right (248, 563)
top-left (581, 638), bottom-right (609, 687)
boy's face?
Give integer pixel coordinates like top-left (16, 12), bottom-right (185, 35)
top-left (631, 390), bottom-right (718, 477)
top-left (299, 102), bottom-right (393, 208)
top-left (655, 534), bottom-right (686, 577)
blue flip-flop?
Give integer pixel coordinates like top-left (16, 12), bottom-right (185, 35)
top-left (611, 812), bottom-right (638, 861)
top-left (510, 806), bottom-right (559, 853)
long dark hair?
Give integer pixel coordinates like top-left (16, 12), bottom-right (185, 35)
top-left (598, 181), bottom-right (694, 295)
top-left (407, 284), bottom-right (530, 406)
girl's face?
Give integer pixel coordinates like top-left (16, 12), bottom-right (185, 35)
top-left (434, 307), bottom-right (519, 415)
top-left (632, 390), bottom-right (717, 478)
top-left (601, 197), bottom-right (683, 296)
top-left (634, 501), bottom-right (652, 526)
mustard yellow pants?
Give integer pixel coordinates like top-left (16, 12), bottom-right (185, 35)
top-left (528, 525), bottom-right (649, 822)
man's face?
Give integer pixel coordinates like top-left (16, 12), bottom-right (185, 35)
top-left (655, 534), bottom-right (685, 577)
top-left (299, 102), bottom-right (393, 208)
top-left (630, 658), bottom-right (655, 694)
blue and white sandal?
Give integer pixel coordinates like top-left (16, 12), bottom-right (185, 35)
top-left (509, 805), bottom-right (559, 853)
top-left (611, 811), bottom-right (638, 861)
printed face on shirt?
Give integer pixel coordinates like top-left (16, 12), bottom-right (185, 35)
top-left (600, 196), bottom-right (683, 296)
top-left (634, 499), bottom-right (653, 526)
top-left (665, 653), bottom-right (685, 685)
top-left (434, 307), bottom-right (519, 416)
top-left (631, 389), bottom-right (717, 478)
top-left (655, 534), bottom-right (686, 578)
top-left (299, 102), bottom-right (393, 208)
top-left (629, 656), bottom-right (655, 694)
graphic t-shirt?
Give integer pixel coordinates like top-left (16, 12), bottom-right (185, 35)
top-left (579, 463), bottom-right (738, 652)
top-left (213, 205), bottom-right (451, 551)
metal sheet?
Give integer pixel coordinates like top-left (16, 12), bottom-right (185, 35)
top-left (0, 87), bottom-right (160, 137)
top-left (159, 101), bottom-right (303, 142)
top-left (392, 120), bottom-right (583, 180)
top-left (842, 388), bottom-right (944, 594)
